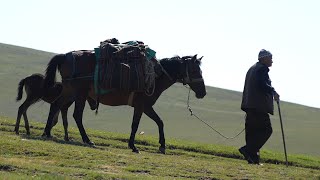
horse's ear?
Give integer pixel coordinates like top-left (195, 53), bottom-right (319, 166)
top-left (199, 56), bottom-right (204, 61)
top-left (191, 54), bottom-right (198, 62)
top-left (193, 54), bottom-right (198, 59)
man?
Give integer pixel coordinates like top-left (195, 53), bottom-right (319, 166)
top-left (239, 49), bottom-right (280, 164)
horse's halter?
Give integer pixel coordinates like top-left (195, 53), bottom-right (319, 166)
top-left (179, 59), bottom-right (204, 85)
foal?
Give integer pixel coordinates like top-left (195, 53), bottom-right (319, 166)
top-left (15, 73), bottom-right (96, 141)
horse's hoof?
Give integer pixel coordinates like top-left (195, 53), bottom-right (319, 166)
top-left (128, 143), bottom-right (140, 154)
top-left (86, 141), bottom-right (95, 147)
top-left (132, 148), bottom-right (140, 154)
top-left (26, 132), bottom-right (30, 136)
top-left (64, 137), bottom-right (70, 142)
top-left (90, 144), bottom-right (96, 148)
top-left (42, 133), bottom-right (52, 139)
top-left (14, 130), bottom-right (19, 135)
top-left (129, 144), bottom-right (140, 154)
top-left (159, 147), bottom-right (166, 154)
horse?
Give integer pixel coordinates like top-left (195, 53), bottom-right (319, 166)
top-left (42, 51), bottom-right (206, 154)
top-left (15, 73), bottom-right (97, 141)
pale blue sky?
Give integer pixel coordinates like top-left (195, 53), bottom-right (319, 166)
top-left (1, 0), bottom-right (319, 108)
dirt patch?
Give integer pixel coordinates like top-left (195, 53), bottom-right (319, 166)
top-left (0, 164), bottom-right (16, 172)
top-left (99, 165), bottom-right (121, 174)
top-left (129, 169), bottom-right (151, 175)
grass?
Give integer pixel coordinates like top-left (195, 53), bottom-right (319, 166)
top-left (1, 117), bottom-right (320, 179)
top-left (1, 42), bottom-right (320, 158)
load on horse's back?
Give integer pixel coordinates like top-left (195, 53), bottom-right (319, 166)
top-left (95, 38), bottom-right (158, 95)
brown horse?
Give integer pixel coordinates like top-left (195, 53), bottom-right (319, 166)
top-left (15, 73), bottom-right (96, 141)
top-left (42, 51), bottom-right (206, 153)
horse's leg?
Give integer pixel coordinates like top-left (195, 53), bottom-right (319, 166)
top-left (22, 112), bottom-right (30, 135)
top-left (52, 110), bottom-right (60, 127)
top-left (73, 94), bottom-right (94, 146)
top-left (128, 105), bottom-right (143, 153)
top-left (15, 98), bottom-right (34, 135)
top-left (15, 104), bottom-right (24, 134)
top-left (61, 108), bottom-right (69, 141)
top-left (144, 106), bottom-right (166, 154)
top-left (42, 100), bottom-right (61, 138)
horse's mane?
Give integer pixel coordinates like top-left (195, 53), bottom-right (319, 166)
top-left (159, 55), bottom-right (201, 66)
top-left (159, 56), bottom-right (181, 62)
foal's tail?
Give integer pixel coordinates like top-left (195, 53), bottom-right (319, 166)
top-left (44, 54), bottom-right (66, 89)
top-left (16, 78), bottom-right (25, 101)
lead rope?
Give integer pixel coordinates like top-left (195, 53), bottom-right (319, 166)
top-left (145, 60), bottom-right (156, 96)
top-left (186, 86), bottom-right (245, 139)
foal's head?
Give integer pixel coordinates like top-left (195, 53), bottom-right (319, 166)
top-left (178, 55), bottom-right (206, 99)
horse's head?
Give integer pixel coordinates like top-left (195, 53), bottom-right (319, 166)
top-left (178, 55), bottom-right (206, 99)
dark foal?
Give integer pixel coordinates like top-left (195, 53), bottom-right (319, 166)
top-left (15, 73), bottom-right (96, 141)
top-left (42, 52), bottom-right (206, 154)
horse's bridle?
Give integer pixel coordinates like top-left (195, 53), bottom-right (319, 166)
top-left (180, 60), bottom-right (204, 85)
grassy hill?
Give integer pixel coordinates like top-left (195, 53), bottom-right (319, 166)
top-left (1, 117), bottom-right (320, 179)
top-left (1, 42), bottom-right (320, 158)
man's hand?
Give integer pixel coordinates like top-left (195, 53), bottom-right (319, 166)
top-left (274, 91), bottom-right (280, 102)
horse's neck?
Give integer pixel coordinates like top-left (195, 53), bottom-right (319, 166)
top-left (156, 59), bottom-right (180, 92)
top-left (155, 74), bottom-right (175, 93)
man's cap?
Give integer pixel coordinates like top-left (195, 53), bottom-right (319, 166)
top-left (258, 49), bottom-right (272, 59)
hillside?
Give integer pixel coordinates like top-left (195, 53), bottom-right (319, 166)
top-left (1, 117), bottom-right (320, 179)
top-left (1, 42), bottom-right (320, 157)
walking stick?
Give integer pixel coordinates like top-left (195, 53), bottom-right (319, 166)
top-left (277, 100), bottom-right (289, 167)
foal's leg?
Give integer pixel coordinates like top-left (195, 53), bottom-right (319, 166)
top-left (144, 106), bottom-right (166, 154)
top-left (128, 105), bottom-right (143, 153)
top-left (73, 95), bottom-right (94, 146)
top-left (42, 100), bottom-right (61, 138)
top-left (61, 101), bottom-right (73, 141)
top-left (22, 112), bottom-right (30, 135)
top-left (15, 98), bottom-right (35, 135)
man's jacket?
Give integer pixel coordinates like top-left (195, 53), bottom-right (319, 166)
top-left (241, 62), bottom-right (275, 115)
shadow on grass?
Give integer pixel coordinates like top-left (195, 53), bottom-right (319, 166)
top-left (1, 120), bottom-right (319, 170)
top-left (19, 134), bottom-right (110, 151)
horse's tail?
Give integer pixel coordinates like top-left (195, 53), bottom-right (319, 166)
top-left (44, 54), bottom-right (66, 89)
top-left (16, 78), bottom-right (25, 101)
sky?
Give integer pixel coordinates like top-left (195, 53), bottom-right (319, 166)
top-left (1, 0), bottom-right (319, 108)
